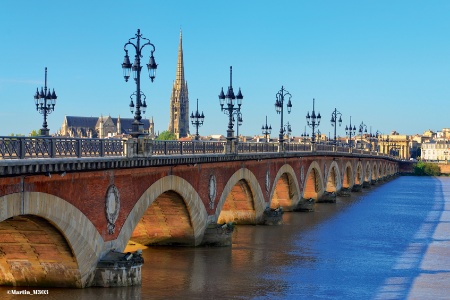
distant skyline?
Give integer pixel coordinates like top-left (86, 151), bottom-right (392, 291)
top-left (1, 1), bottom-right (450, 137)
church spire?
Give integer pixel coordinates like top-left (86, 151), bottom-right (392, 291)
top-left (168, 29), bottom-right (189, 138)
top-left (176, 29), bottom-right (185, 87)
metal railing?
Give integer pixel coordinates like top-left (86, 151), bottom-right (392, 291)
top-left (0, 137), bottom-right (124, 159)
top-left (0, 136), bottom-right (396, 160)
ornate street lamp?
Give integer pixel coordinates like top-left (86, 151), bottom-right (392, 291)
top-left (358, 121), bottom-right (368, 150)
top-left (301, 126), bottom-right (309, 150)
top-left (369, 129), bottom-right (381, 151)
top-left (121, 29), bottom-right (157, 138)
top-left (34, 67), bottom-right (57, 136)
top-left (261, 115), bottom-right (272, 142)
top-left (190, 99), bottom-right (205, 141)
top-left (284, 122), bottom-right (292, 143)
top-left (306, 98), bottom-right (321, 143)
top-left (330, 108), bottom-right (342, 145)
top-left (218, 66), bottom-right (243, 147)
top-left (275, 86), bottom-right (292, 146)
top-left (345, 116), bottom-right (356, 148)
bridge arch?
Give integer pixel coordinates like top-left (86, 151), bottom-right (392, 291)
top-left (269, 164), bottom-right (300, 211)
top-left (303, 161), bottom-right (324, 200)
top-left (355, 162), bottom-right (363, 185)
top-left (216, 168), bottom-right (265, 225)
top-left (0, 192), bottom-right (102, 288)
top-left (364, 161), bottom-right (371, 183)
top-left (116, 175), bottom-right (208, 249)
top-left (372, 162), bottom-right (378, 181)
top-left (342, 162), bottom-right (354, 188)
top-left (378, 162), bottom-right (383, 179)
top-left (325, 161), bottom-right (342, 193)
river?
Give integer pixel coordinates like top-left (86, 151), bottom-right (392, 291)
top-left (1, 176), bottom-right (449, 299)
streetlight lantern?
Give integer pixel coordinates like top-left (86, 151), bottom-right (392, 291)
top-left (147, 52), bottom-right (157, 81)
top-left (218, 66), bottom-right (243, 150)
top-left (34, 67), bottom-right (57, 136)
top-left (330, 108), bottom-right (342, 145)
top-left (261, 115), bottom-right (272, 143)
top-left (275, 86), bottom-right (292, 147)
top-left (306, 98), bottom-right (321, 143)
top-left (190, 98), bottom-right (205, 140)
top-left (345, 116), bottom-right (356, 148)
top-left (122, 29), bottom-right (157, 138)
top-left (122, 50), bottom-right (132, 82)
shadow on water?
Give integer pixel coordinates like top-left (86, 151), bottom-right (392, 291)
top-left (0, 177), bottom-right (444, 300)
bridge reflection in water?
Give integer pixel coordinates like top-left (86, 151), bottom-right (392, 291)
top-left (0, 137), bottom-right (410, 288)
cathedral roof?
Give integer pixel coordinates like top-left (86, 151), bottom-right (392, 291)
top-left (65, 116), bottom-right (98, 128)
top-left (64, 115), bottom-right (150, 135)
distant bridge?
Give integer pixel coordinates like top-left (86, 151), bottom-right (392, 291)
top-left (0, 136), bottom-right (411, 288)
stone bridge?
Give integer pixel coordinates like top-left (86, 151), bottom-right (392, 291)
top-left (0, 139), bottom-right (410, 288)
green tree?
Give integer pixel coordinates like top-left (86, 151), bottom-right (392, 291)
top-left (29, 130), bottom-right (41, 137)
top-left (156, 130), bottom-right (177, 140)
top-left (9, 133), bottom-right (25, 137)
top-left (414, 161), bottom-right (441, 176)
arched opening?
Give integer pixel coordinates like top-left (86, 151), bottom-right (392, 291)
top-left (270, 173), bottom-right (296, 209)
top-left (218, 179), bottom-right (256, 225)
top-left (364, 163), bottom-right (371, 182)
top-left (303, 168), bottom-right (322, 200)
top-left (343, 165), bottom-right (352, 188)
top-left (355, 164), bottom-right (362, 185)
top-left (126, 191), bottom-right (195, 250)
top-left (326, 166), bottom-right (338, 193)
top-left (0, 215), bottom-right (80, 287)
top-left (372, 163), bottom-right (378, 180)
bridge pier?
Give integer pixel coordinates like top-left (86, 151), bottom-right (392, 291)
top-left (201, 223), bottom-right (234, 247)
top-left (351, 184), bottom-right (363, 192)
top-left (318, 191), bottom-right (337, 203)
top-left (293, 198), bottom-right (315, 212)
top-left (92, 250), bottom-right (143, 287)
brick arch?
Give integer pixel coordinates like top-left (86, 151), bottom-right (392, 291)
top-left (0, 192), bottom-right (102, 288)
top-left (364, 161), bottom-right (371, 182)
top-left (269, 164), bottom-right (300, 211)
top-left (215, 168), bottom-right (265, 225)
top-left (355, 161), bottom-right (363, 185)
top-left (302, 161), bottom-right (324, 200)
top-left (372, 162), bottom-right (378, 180)
top-left (115, 175), bottom-right (208, 249)
top-left (325, 161), bottom-right (341, 193)
top-left (342, 161), bottom-right (354, 188)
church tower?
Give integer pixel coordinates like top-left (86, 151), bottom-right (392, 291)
top-left (168, 29), bottom-right (189, 138)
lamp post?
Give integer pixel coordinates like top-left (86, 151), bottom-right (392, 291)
top-left (301, 126), bottom-right (309, 150)
top-left (261, 115), bottom-right (272, 142)
top-left (306, 98), bottom-right (321, 143)
top-left (190, 99), bottom-right (205, 141)
top-left (121, 29), bottom-right (157, 138)
top-left (219, 66), bottom-right (243, 152)
top-left (275, 86), bottom-right (292, 148)
top-left (369, 129), bottom-right (381, 151)
top-left (284, 122), bottom-right (292, 144)
top-left (330, 108), bottom-right (342, 145)
top-left (233, 113), bottom-right (243, 142)
top-left (345, 116), bottom-right (356, 148)
top-left (34, 67), bottom-right (57, 136)
top-left (358, 121), bottom-right (368, 150)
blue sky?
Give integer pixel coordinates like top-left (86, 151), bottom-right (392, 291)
top-left (1, 0), bottom-right (449, 137)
